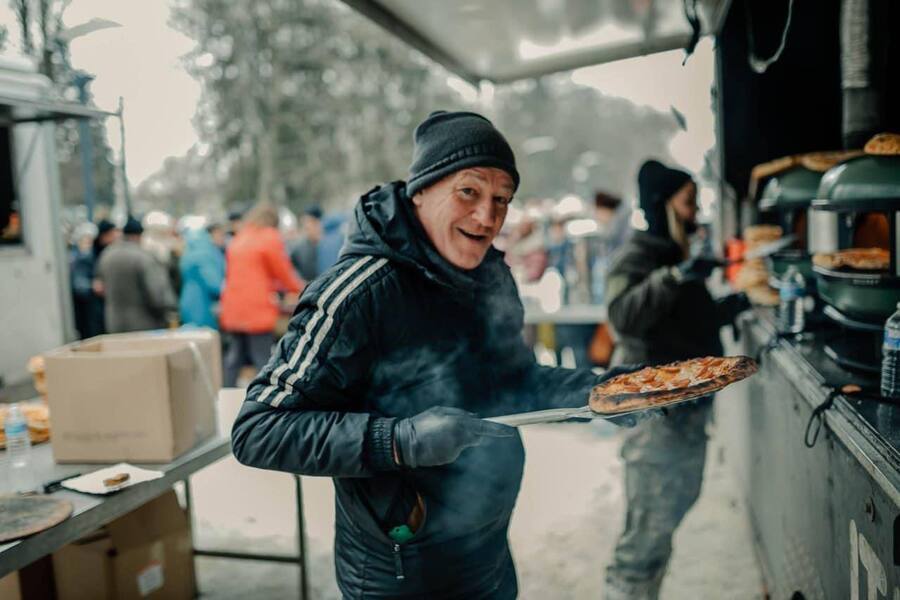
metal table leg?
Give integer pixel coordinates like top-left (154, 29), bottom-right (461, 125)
top-left (188, 474), bottom-right (309, 598)
top-left (183, 477), bottom-right (200, 598)
top-left (295, 475), bottom-right (308, 600)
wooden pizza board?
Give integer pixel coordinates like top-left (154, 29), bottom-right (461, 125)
top-left (0, 494), bottom-right (73, 543)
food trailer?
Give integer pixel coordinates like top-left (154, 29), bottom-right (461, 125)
top-left (340, 1), bottom-right (900, 597)
top-left (0, 57), bottom-right (111, 392)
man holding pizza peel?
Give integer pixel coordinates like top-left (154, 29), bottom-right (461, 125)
top-left (230, 112), bottom-right (757, 597)
top-left (229, 111), bottom-right (663, 598)
top-left (602, 159), bottom-right (750, 599)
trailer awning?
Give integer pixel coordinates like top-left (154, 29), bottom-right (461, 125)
top-left (0, 94), bottom-right (115, 125)
top-left (341, 0), bottom-right (731, 84)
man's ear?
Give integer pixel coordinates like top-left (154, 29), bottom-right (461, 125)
top-left (410, 190), bottom-right (425, 207)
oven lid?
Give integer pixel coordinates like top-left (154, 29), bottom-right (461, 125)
top-left (813, 155), bottom-right (900, 211)
top-left (759, 166), bottom-right (822, 212)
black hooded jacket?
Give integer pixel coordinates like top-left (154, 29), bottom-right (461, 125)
top-left (605, 231), bottom-right (725, 366)
top-left (605, 160), bottom-right (727, 366)
top-left (231, 181), bottom-right (599, 598)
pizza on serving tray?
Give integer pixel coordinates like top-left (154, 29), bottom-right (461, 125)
top-left (589, 356), bottom-right (759, 414)
top-left (812, 247), bottom-right (889, 271)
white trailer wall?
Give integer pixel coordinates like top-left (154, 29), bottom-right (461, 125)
top-left (0, 62), bottom-right (73, 387)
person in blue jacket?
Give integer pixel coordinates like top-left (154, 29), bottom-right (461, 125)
top-left (179, 224), bottom-right (225, 329)
top-left (315, 211), bottom-right (347, 275)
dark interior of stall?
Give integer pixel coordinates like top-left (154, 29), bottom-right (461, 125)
top-left (717, 0), bottom-right (842, 212)
top-left (0, 116), bottom-right (18, 244)
top-left (716, 0), bottom-right (900, 234)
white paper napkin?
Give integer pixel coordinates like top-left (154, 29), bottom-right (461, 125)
top-left (61, 463), bottom-right (163, 495)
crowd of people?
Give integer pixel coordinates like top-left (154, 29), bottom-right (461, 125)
top-left (66, 202), bottom-right (347, 386)
top-left (498, 191), bottom-right (635, 368)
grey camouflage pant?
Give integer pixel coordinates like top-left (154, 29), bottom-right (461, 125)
top-left (604, 399), bottom-right (712, 599)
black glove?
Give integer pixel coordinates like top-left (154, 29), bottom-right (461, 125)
top-left (717, 292), bottom-right (751, 324)
top-left (393, 406), bottom-right (514, 468)
top-left (673, 256), bottom-right (724, 282)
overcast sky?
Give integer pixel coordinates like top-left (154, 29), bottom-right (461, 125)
top-left (1, 2), bottom-right (713, 188)
top-left (1, 0), bottom-right (199, 185)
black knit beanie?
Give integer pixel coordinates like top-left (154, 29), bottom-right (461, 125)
top-left (96, 219), bottom-right (116, 236)
top-left (406, 111), bottom-right (520, 197)
top-left (637, 159), bottom-right (693, 237)
top-left (123, 216), bottom-right (143, 235)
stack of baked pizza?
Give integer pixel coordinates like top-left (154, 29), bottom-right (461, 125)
top-left (0, 403), bottom-right (50, 448)
top-left (736, 225), bottom-right (782, 306)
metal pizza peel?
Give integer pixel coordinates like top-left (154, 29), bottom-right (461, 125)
top-left (729, 234), bottom-right (797, 264)
top-left (487, 356), bottom-right (759, 427)
top-left (485, 389), bottom-right (714, 427)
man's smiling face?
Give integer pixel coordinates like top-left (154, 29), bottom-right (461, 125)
top-left (411, 167), bottom-right (515, 270)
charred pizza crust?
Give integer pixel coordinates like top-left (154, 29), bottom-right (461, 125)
top-left (590, 356), bottom-right (758, 415)
top-left (812, 247), bottom-right (889, 271)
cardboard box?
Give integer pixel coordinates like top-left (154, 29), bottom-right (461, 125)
top-left (52, 491), bottom-right (194, 600)
top-left (44, 329), bottom-right (220, 463)
top-left (0, 556), bottom-right (55, 600)
top-left (109, 328), bottom-right (223, 391)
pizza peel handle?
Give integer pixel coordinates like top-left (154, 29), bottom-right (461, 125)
top-left (485, 406), bottom-right (592, 427)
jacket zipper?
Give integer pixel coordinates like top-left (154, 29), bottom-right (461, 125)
top-left (392, 543), bottom-right (405, 580)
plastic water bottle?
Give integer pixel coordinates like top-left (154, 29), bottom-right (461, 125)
top-left (778, 266), bottom-right (806, 334)
top-left (880, 302), bottom-right (900, 398)
top-left (5, 403), bottom-right (33, 492)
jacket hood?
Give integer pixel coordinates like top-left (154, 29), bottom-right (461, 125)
top-left (341, 181), bottom-right (506, 296)
top-left (182, 229), bottom-right (221, 263)
top-left (184, 228), bottom-right (212, 249)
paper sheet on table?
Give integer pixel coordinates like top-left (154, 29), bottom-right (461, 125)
top-left (61, 463), bottom-right (163, 495)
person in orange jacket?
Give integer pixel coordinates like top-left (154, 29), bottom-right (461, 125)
top-left (220, 202), bottom-right (304, 386)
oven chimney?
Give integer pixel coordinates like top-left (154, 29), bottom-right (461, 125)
top-left (840, 0), bottom-right (891, 149)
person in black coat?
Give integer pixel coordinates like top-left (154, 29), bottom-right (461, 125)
top-left (84, 219), bottom-right (119, 336)
top-left (231, 111), bottom-right (640, 598)
top-left (70, 223), bottom-right (98, 339)
top-left (602, 160), bottom-right (748, 599)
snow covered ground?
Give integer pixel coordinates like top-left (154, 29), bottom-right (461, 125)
top-left (190, 393), bottom-right (763, 599)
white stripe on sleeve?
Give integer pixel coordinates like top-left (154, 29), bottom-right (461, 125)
top-left (256, 256), bottom-right (372, 404)
top-left (273, 257), bottom-right (389, 406)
